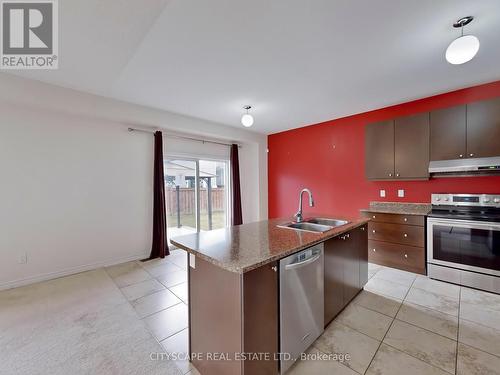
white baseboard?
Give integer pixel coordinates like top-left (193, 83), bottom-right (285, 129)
top-left (0, 252), bottom-right (150, 291)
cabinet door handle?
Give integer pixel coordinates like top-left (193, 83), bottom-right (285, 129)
top-left (404, 254), bottom-right (408, 258)
top-left (404, 217), bottom-right (408, 222)
top-left (372, 248), bottom-right (376, 252)
top-left (372, 215), bottom-right (376, 219)
top-left (459, 154), bottom-right (463, 158)
top-left (396, 173), bottom-right (400, 177)
top-left (469, 153), bottom-right (474, 157)
top-left (346, 233), bottom-right (350, 238)
top-left (361, 227), bottom-right (365, 231)
top-left (404, 233), bottom-right (408, 238)
top-left (388, 173), bottom-right (393, 177)
top-left (372, 230), bottom-right (376, 233)
top-left (271, 266), bottom-right (277, 272)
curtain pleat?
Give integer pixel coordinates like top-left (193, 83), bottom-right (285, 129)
top-left (230, 144), bottom-right (243, 225)
top-left (150, 131), bottom-right (169, 259)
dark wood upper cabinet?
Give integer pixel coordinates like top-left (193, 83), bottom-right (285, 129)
top-left (365, 120), bottom-right (394, 179)
top-left (467, 97), bottom-right (500, 158)
top-left (394, 113), bottom-right (430, 179)
top-left (430, 105), bottom-right (467, 161)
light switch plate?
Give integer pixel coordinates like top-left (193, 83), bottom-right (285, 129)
top-left (189, 253), bottom-right (196, 269)
top-left (380, 190), bottom-right (386, 198)
top-left (398, 189), bottom-right (405, 198)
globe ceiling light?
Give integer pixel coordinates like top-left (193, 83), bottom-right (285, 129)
top-left (446, 16), bottom-right (480, 65)
top-left (241, 105), bottom-right (254, 127)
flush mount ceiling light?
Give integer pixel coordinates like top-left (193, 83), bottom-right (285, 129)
top-left (446, 16), bottom-right (480, 65)
top-left (241, 105), bottom-right (254, 127)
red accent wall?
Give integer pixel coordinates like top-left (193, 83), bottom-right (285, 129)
top-left (268, 81), bottom-right (500, 218)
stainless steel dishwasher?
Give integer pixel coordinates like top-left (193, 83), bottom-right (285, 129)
top-left (279, 243), bottom-right (324, 374)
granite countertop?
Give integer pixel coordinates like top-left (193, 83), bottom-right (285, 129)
top-left (170, 215), bottom-right (369, 274)
top-left (360, 201), bottom-right (431, 216)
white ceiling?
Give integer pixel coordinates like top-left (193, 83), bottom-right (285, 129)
top-left (10, 0), bottom-right (500, 134)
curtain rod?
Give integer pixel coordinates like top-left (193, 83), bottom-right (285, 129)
top-left (127, 127), bottom-right (241, 148)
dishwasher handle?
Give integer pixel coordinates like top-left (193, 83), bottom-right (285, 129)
top-left (285, 251), bottom-right (322, 270)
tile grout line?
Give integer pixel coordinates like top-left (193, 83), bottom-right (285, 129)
top-left (455, 287), bottom-right (461, 375)
top-left (362, 275), bottom-right (417, 374)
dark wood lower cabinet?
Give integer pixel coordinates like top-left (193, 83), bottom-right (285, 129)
top-left (324, 225), bottom-right (368, 326)
top-left (324, 235), bottom-right (345, 324)
top-left (361, 212), bottom-right (426, 275)
top-left (357, 225), bottom-right (369, 287)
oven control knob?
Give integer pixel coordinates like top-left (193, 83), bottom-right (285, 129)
top-left (483, 198), bottom-right (491, 203)
top-left (494, 198), bottom-right (499, 204)
top-left (435, 197), bottom-right (441, 201)
top-left (444, 197), bottom-right (449, 201)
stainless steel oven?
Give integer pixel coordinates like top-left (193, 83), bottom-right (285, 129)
top-left (427, 193), bottom-right (500, 294)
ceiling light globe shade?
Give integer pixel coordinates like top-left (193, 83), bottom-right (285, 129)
top-left (446, 35), bottom-right (480, 65)
top-left (241, 113), bottom-right (254, 127)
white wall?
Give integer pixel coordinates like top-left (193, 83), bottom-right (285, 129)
top-left (0, 74), bottom-right (268, 289)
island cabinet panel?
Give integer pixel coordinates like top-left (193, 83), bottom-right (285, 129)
top-left (324, 225), bottom-right (368, 326)
top-left (430, 105), bottom-right (467, 161)
top-left (324, 236), bottom-right (346, 324)
top-left (394, 112), bottom-right (430, 179)
top-left (356, 224), bottom-right (369, 288)
top-left (365, 120), bottom-right (395, 179)
top-left (343, 232), bottom-right (361, 306)
top-left (243, 262), bottom-right (279, 375)
top-left (189, 257), bottom-right (279, 375)
top-left (467, 97), bottom-right (500, 158)
top-left (189, 257), bottom-right (243, 375)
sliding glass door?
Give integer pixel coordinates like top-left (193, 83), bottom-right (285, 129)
top-left (165, 157), bottom-right (229, 244)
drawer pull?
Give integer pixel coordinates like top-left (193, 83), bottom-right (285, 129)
top-left (404, 218), bottom-right (408, 222)
top-left (361, 227), bottom-right (365, 231)
top-left (372, 230), bottom-right (376, 233)
top-left (372, 248), bottom-right (376, 252)
top-left (404, 254), bottom-right (408, 258)
top-left (346, 233), bottom-right (350, 238)
top-left (372, 215), bottom-right (376, 219)
top-left (404, 233), bottom-right (408, 238)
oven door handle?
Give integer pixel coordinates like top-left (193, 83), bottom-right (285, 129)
top-left (427, 217), bottom-right (500, 231)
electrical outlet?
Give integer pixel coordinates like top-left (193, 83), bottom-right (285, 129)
top-left (380, 190), bottom-right (386, 198)
top-left (398, 189), bottom-right (405, 198)
top-left (18, 252), bottom-right (27, 264)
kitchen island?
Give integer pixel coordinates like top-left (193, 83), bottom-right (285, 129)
top-left (170, 216), bottom-right (369, 375)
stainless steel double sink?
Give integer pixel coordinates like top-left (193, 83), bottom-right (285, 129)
top-left (278, 218), bottom-right (349, 233)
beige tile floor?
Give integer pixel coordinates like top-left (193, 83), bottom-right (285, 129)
top-left (289, 263), bottom-right (500, 375)
top-left (2, 251), bottom-right (500, 375)
top-left (105, 249), bottom-right (199, 375)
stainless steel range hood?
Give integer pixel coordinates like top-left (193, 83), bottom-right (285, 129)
top-left (429, 156), bottom-right (500, 176)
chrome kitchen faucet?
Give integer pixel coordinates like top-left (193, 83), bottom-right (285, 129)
top-left (295, 188), bottom-right (314, 223)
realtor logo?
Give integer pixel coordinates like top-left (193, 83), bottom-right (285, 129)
top-left (1, 0), bottom-right (58, 69)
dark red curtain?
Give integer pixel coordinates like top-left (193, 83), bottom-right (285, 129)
top-left (150, 131), bottom-right (169, 259)
top-left (230, 144), bottom-right (243, 225)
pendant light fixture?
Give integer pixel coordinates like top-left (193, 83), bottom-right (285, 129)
top-left (241, 105), bottom-right (254, 127)
top-left (446, 16), bottom-right (480, 65)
